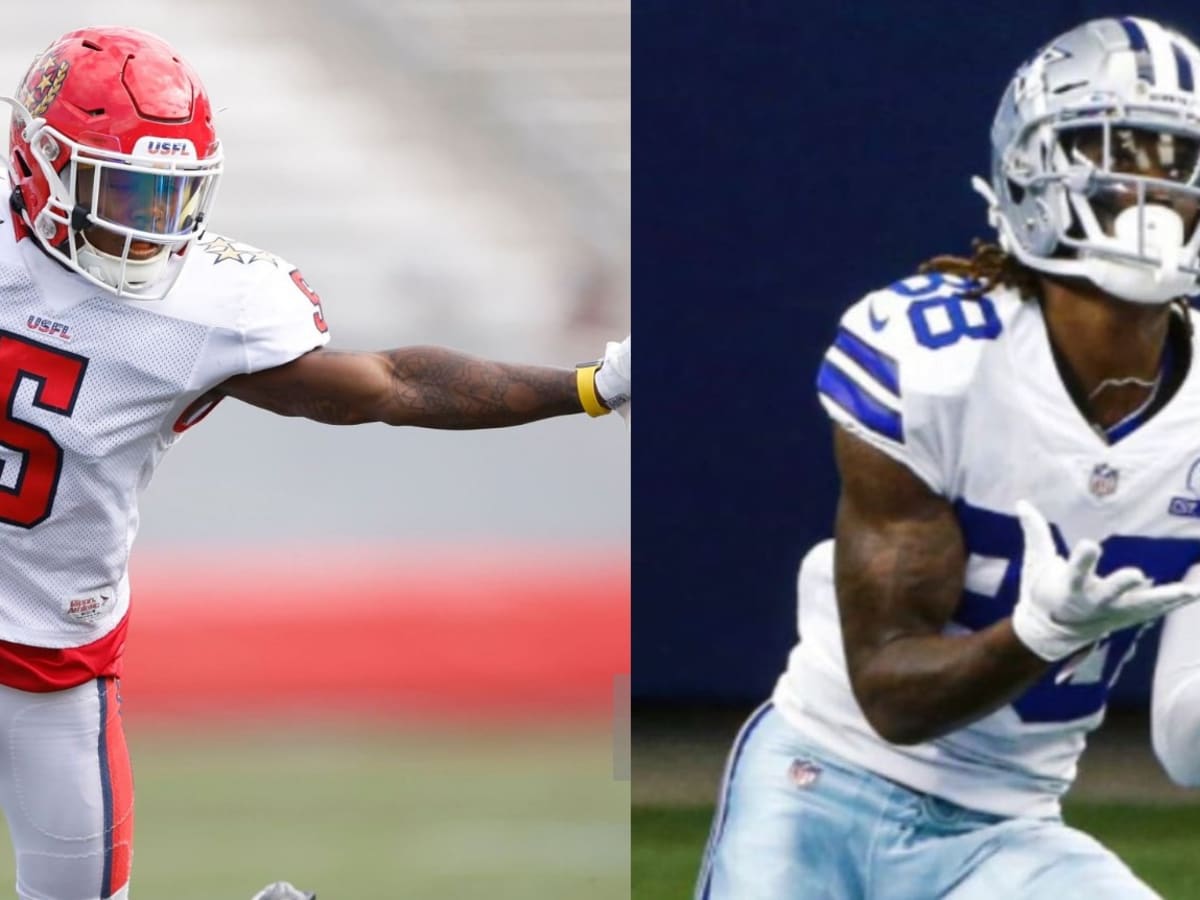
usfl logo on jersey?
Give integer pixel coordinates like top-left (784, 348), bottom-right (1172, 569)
top-left (1168, 458), bottom-right (1200, 518)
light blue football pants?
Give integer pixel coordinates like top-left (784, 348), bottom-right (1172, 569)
top-left (695, 703), bottom-right (1160, 900)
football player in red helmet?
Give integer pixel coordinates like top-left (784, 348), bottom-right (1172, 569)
top-left (0, 25), bottom-right (629, 900)
top-left (8, 27), bottom-right (221, 299)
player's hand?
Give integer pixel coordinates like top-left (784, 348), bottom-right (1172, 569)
top-left (1011, 499), bottom-right (1200, 661)
top-left (595, 336), bottom-right (630, 423)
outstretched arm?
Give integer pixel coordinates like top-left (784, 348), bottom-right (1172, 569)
top-left (219, 345), bottom-right (604, 429)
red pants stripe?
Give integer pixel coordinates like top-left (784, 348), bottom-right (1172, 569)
top-left (98, 677), bottom-right (133, 898)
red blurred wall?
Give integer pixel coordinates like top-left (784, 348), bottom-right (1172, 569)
top-left (122, 545), bottom-right (629, 722)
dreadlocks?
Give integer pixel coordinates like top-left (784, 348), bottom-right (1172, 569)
top-left (917, 238), bottom-right (1194, 336)
top-left (918, 239), bottom-right (1042, 301)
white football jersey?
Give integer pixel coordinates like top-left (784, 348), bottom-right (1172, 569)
top-left (0, 195), bottom-right (329, 649)
top-left (773, 272), bottom-right (1200, 818)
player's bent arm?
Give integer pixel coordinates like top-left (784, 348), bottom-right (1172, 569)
top-left (1151, 595), bottom-right (1200, 787)
top-left (218, 346), bottom-right (593, 428)
top-left (834, 427), bottom-right (1051, 745)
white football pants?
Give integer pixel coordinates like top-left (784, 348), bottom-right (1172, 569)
top-left (698, 702), bottom-right (1159, 900)
top-left (0, 678), bottom-right (132, 900)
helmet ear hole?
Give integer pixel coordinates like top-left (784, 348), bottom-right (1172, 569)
top-left (1026, 197), bottom-right (1062, 255)
top-left (13, 149), bottom-right (32, 180)
top-left (1063, 204), bottom-right (1086, 240)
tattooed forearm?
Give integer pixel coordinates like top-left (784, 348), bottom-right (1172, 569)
top-left (280, 393), bottom-right (365, 425)
top-left (220, 346), bottom-right (588, 428)
top-left (381, 346), bottom-right (582, 428)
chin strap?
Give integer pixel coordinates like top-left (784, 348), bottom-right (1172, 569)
top-left (971, 174), bottom-right (1047, 268)
top-left (0, 95), bottom-right (37, 139)
top-left (971, 174), bottom-right (1027, 260)
top-left (971, 176), bottom-right (1002, 227)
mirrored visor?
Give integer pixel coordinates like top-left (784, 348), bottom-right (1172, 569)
top-left (76, 163), bottom-right (208, 236)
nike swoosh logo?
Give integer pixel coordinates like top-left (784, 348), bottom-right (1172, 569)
top-left (868, 302), bottom-right (889, 332)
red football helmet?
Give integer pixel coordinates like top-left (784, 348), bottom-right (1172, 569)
top-left (5, 27), bottom-right (223, 298)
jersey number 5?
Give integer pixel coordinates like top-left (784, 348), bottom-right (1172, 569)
top-left (290, 269), bottom-right (328, 335)
top-left (0, 332), bottom-right (88, 528)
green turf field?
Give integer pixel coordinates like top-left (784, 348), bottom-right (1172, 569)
top-left (633, 803), bottom-right (1200, 899)
top-left (0, 724), bottom-right (628, 900)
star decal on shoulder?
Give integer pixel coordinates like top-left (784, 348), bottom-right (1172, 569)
top-left (198, 235), bottom-right (280, 267)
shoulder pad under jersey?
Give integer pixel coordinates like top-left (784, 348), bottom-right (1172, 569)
top-left (817, 271), bottom-right (1021, 492)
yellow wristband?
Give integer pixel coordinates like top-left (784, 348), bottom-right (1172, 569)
top-left (576, 363), bottom-right (611, 417)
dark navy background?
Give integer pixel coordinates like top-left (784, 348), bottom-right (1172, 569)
top-left (635, 2), bottom-right (1200, 706)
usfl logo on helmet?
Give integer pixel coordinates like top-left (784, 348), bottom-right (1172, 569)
top-left (18, 51), bottom-right (68, 117)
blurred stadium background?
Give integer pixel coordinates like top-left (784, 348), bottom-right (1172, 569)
top-left (0, 1), bottom-right (628, 897)
top-left (637, 2), bottom-right (1200, 898)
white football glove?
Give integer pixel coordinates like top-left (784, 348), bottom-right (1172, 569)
top-left (595, 336), bottom-right (630, 423)
top-left (1012, 499), bottom-right (1200, 661)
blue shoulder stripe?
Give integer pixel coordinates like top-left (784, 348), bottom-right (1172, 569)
top-left (817, 359), bottom-right (904, 443)
top-left (833, 327), bottom-right (899, 396)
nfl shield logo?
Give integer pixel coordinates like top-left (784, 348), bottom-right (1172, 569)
top-left (1089, 463), bottom-right (1119, 498)
top-left (788, 758), bottom-right (821, 789)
